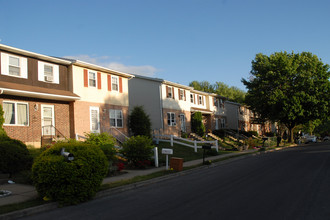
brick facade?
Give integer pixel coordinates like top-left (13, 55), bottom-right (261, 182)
top-left (1, 95), bottom-right (71, 147)
top-left (72, 101), bottom-right (129, 137)
top-left (162, 108), bottom-right (191, 136)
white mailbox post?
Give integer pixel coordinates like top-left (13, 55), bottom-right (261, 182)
top-left (162, 148), bottom-right (173, 170)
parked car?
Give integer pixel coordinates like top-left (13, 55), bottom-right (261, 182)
top-left (302, 135), bottom-right (317, 143)
top-left (323, 136), bottom-right (329, 142)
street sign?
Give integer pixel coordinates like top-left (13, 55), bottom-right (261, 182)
top-left (162, 148), bottom-right (173, 155)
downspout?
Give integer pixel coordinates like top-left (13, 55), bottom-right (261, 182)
top-left (159, 84), bottom-right (163, 130)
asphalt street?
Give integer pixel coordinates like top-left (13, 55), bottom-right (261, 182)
top-left (21, 142), bottom-right (330, 220)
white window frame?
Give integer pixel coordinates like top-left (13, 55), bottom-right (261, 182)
top-left (1, 52), bottom-right (28, 79)
top-left (38, 61), bottom-right (59, 84)
top-left (109, 109), bottom-right (123, 128)
top-left (167, 112), bottom-right (176, 126)
top-left (90, 106), bottom-right (100, 133)
top-left (190, 94), bottom-right (194, 103)
top-left (199, 96), bottom-right (203, 105)
top-left (88, 71), bottom-right (97, 88)
top-left (179, 89), bottom-right (186, 101)
top-left (111, 75), bottom-right (119, 92)
top-left (3, 101), bottom-right (29, 126)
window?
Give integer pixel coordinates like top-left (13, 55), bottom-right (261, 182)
top-left (199, 96), bottom-right (203, 105)
top-left (167, 86), bottom-right (173, 98)
top-left (1, 53), bottom-right (28, 78)
top-left (38, 61), bottom-right (59, 83)
top-left (179, 89), bottom-right (185, 100)
top-left (214, 98), bottom-right (218, 107)
top-left (3, 102), bottom-right (28, 126)
top-left (89, 71), bottom-right (96, 87)
top-left (110, 109), bottom-right (123, 127)
top-left (111, 76), bottom-right (119, 92)
top-left (9, 56), bottom-right (20, 76)
top-left (90, 107), bottom-right (100, 133)
top-left (167, 112), bottom-right (176, 126)
top-left (220, 118), bottom-right (226, 129)
top-left (220, 99), bottom-right (224, 108)
top-left (190, 94), bottom-right (194, 103)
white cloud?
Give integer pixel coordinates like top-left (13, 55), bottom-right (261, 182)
top-left (64, 54), bottom-right (158, 77)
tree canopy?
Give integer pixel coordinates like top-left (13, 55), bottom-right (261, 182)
top-left (129, 106), bottom-right (152, 138)
top-left (242, 51), bottom-right (330, 142)
top-left (189, 80), bottom-right (246, 103)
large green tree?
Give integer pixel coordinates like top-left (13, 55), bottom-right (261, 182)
top-left (242, 51), bottom-right (330, 142)
top-left (189, 81), bottom-right (246, 103)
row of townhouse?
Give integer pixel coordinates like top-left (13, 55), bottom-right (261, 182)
top-left (0, 44), bottom-right (133, 147)
top-left (0, 44), bottom-right (271, 147)
top-left (128, 75), bottom-right (240, 136)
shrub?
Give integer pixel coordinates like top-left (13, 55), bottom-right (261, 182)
top-left (191, 112), bottom-right (205, 136)
top-left (0, 138), bottom-right (32, 177)
top-left (248, 131), bottom-right (259, 137)
top-left (85, 132), bottom-right (117, 147)
top-left (121, 136), bottom-right (154, 168)
top-left (32, 142), bottom-right (108, 205)
top-left (129, 106), bottom-right (152, 137)
top-left (213, 129), bottom-right (225, 138)
top-left (246, 137), bottom-right (259, 148)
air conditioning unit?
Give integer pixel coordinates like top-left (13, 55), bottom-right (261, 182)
top-left (45, 76), bottom-right (54, 82)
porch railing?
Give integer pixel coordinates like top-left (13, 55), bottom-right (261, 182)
top-left (103, 126), bottom-right (129, 144)
top-left (41, 125), bottom-right (67, 142)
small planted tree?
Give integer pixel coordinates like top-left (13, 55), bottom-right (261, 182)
top-left (121, 136), bottom-right (154, 168)
top-left (191, 112), bottom-right (205, 137)
top-left (129, 106), bottom-right (152, 138)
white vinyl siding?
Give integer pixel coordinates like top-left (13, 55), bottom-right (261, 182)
top-left (1, 52), bottom-right (28, 78)
top-left (3, 101), bottom-right (29, 126)
top-left (109, 109), bottom-right (123, 127)
top-left (38, 61), bottom-right (59, 83)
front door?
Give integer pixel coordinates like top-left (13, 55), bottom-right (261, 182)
top-left (180, 114), bottom-right (186, 132)
top-left (41, 105), bottom-right (55, 135)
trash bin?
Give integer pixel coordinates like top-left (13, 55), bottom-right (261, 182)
top-left (170, 157), bottom-right (183, 171)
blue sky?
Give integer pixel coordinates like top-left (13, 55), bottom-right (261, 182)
top-left (1, 0), bottom-right (329, 91)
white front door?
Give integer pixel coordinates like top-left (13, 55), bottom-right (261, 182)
top-left (90, 106), bottom-right (100, 133)
top-left (180, 114), bottom-right (186, 132)
top-left (41, 105), bottom-right (55, 135)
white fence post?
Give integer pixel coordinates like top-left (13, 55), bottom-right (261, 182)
top-left (215, 140), bottom-right (218, 152)
top-left (194, 140), bottom-right (197, 152)
top-left (75, 133), bottom-right (78, 141)
top-left (154, 147), bottom-right (159, 168)
top-left (170, 135), bottom-right (173, 147)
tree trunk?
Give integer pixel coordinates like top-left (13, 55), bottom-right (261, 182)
top-left (289, 127), bottom-right (294, 143)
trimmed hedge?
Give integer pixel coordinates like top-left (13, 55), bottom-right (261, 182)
top-left (32, 142), bottom-right (108, 205)
top-left (0, 137), bottom-right (32, 177)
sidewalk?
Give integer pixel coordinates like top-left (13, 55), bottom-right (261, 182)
top-left (0, 150), bottom-right (256, 209)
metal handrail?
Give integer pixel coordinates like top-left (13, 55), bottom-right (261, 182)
top-left (41, 125), bottom-right (67, 140)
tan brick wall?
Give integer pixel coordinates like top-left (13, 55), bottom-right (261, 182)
top-left (73, 101), bottom-right (129, 137)
top-left (1, 97), bottom-right (71, 147)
